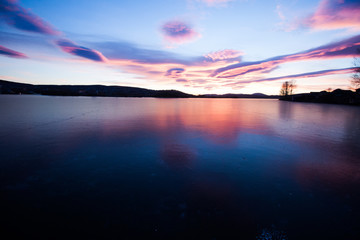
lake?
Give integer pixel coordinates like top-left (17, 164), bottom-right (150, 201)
top-left (1, 95), bottom-right (359, 239)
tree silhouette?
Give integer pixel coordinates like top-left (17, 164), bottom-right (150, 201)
top-left (280, 80), bottom-right (296, 96)
top-left (351, 49), bottom-right (360, 88)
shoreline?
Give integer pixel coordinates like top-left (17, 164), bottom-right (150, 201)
top-left (279, 88), bottom-right (360, 106)
top-left (0, 79), bottom-right (278, 99)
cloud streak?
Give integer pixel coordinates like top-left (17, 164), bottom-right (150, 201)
top-left (56, 39), bottom-right (107, 62)
top-left (92, 41), bottom-right (199, 65)
top-left (211, 34), bottom-right (360, 79)
top-left (226, 68), bottom-right (355, 86)
top-left (0, 0), bottom-right (59, 35)
top-left (85, 34), bottom-right (359, 92)
top-left (302, 0), bottom-right (360, 31)
top-left (0, 45), bottom-right (27, 58)
top-left (204, 49), bottom-right (242, 62)
top-left (0, 1), bottom-right (106, 63)
top-left (1, 0), bottom-right (358, 93)
top-left (198, 0), bottom-right (234, 7)
top-left (165, 68), bottom-right (186, 78)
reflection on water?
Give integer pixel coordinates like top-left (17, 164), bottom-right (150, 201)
top-left (0, 95), bottom-right (359, 239)
top-left (161, 143), bottom-right (195, 170)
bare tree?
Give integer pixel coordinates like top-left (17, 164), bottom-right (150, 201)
top-left (351, 50), bottom-right (360, 88)
top-left (280, 80), bottom-right (296, 96)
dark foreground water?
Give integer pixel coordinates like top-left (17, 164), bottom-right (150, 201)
top-left (1, 95), bottom-right (360, 239)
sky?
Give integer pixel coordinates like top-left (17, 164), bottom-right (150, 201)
top-left (0, 0), bottom-right (360, 95)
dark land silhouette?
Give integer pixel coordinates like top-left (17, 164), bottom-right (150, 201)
top-left (0, 79), bottom-right (192, 98)
top-left (0, 80), bottom-right (277, 99)
top-left (2, 80), bottom-right (359, 105)
top-left (280, 89), bottom-right (360, 105)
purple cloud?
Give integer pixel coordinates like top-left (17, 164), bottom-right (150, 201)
top-left (211, 34), bottom-right (360, 78)
top-left (230, 68), bottom-right (356, 85)
top-left (161, 21), bottom-right (199, 44)
top-left (0, 44), bottom-right (27, 58)
top-left (0, 0), bottom-right (59, 35)
top-left (0, 31), bottom-right (57, 52)
top-left (176, 79), bottom-right (189, 83)
top-left (165, 68), bottom-right (185, 78)
top-left (56, 39), bottom-right (107, 62)
top-left (89, 34), bottom-right (359, 91)
top-left (302, 0), bottom-right (360, 31)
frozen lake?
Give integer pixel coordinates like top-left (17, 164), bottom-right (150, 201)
top-left (1, 95), bottom-right (360, 239)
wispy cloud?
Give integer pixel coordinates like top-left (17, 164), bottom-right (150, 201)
top-left (276, 3), bottom-right (285, 21)
top-left (161, 21), bottom-right (200, 44)
top-left (197, 0), bottom-right (235, 7)
top-left (0, 0), bottom-right (59, 35)
top-left (84, 34), bottom-right (360, 92)
top-left (176, 79), bottom-right (189, 83)
top-left (211, 34), bottom-right (360, 79)
top-left (204, 49), bottom-right (242, 62)
top-left (165, 68), bottom-right (186, 78)
top-left (259, 67), bottom-right (355, 82)
top-left (225, 68), bottom-right (355, 86)
top-left (0, 1), bottom-right (108, 63)
top-left (92, 41), bottom-right (198, 65)
top-left (302, 0), bottom-right (360, 31)
top-left (1, 0), bottom-right (358, 93)
top-left (55, 39), bottom-right (107, 62)
top-left (0, 45), bottom-right (27, 58)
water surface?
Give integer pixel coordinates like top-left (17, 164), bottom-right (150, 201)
top-left (1, 95), bottom-right (359, 239)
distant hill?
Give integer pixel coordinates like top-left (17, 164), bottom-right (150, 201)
top-left (0, 80), bottom-right (193, 98)
top-left (0, 79), bottom-right (276, 99)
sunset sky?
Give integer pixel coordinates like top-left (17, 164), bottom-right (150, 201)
top-left (1, 0), bottom-right (360, 95)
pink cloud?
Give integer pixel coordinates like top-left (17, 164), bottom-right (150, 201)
top-left (204, 49), bottom-right (243, 62)
top-left (56, 39), bottom-right (107, 62)
top-left (161, 21), bottom-right (200, 44)
top-left (303, 0), bottom-right (360, 31)
top-left (0, 45), bottom-right (27, 58)
top-left (199, 0), bottom-right (234, 7)
top-left (51, 33), bottom-right (360, 92)
top-left (226, 68), bottom-right (355, 86)
top-left (0, 0), bottom-right (59, 35)
top-left (165, 68), bottom-right (185, 78)
top-left (101, 35), bottom-right (359, 92)
top-left (276, 3), bottom-right (285, 21)
top-left (211, 34), bottom-right (360, 79)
